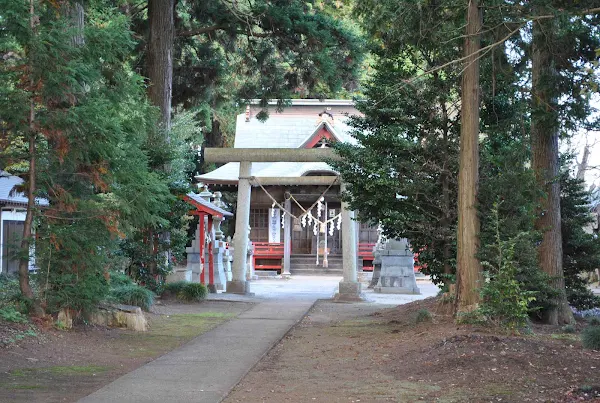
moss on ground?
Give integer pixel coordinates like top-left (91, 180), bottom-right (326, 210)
top-left (122, 312), bottom-right (235, 357)
top-left (0, 311), bottom-right (237, 399)
top-left (10, 365), bottom-right (108, 377)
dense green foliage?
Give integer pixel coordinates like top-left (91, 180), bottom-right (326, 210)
top-left (177, 283), bottom-right (208, 302)
top-left (479, 205), bottom-right (537, 330)
top-left (161, 281), bottom-right (188, 298)
top-left (109, 285), bottom-right (155, 312)
top-left (561, 173), bottom-right (600, 309)
top-left (0, 0), bottom-right (364, 316)
top-left (106, 272), bottom-right (155, 311)
top-left (0, 1), bottom-right (178, 314)
top-left (332, 0), bottom-right (600, 325)
top-left (582, 325), bottom-right (600, 350)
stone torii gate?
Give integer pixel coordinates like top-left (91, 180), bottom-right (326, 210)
top-left (203, 148), bottom-right (361, 300)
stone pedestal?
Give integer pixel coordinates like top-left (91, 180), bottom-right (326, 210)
top-left (334, 281), bottom-right (362, 301)
top-left (185, 223), bottom-right (203, 282)
top-left (211, 239), bottom-right (227, 291)
top-left (375, 239), bottom-right (420, 294)
top-left (368, 248), bottom-right (382, 289)
top-left (246, 239), bottom-right (255, 281)
top-left (226, 280), bottom-right (252, 295)
top-left (223, 237), bottom-right (233, 282)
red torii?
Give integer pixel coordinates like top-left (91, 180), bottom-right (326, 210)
top-left (183, 192), bottom-right (232, 288)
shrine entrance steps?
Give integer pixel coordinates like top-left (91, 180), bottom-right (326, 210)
top-left (290, 254), bottom-right (343, 276)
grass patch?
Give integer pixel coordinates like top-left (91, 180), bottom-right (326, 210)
top-left (109, 284), bottom-right (155, 311)
top-left (415, 308), bottom-right (433, 324)
top-left (550, 333), bottom-right (580, 342)
top-left (10, 365), bottom-right (109, 377)
top-left (121, 312), bottom-right (235, 358)
top-left (8, 384), bottom-right (45, 390)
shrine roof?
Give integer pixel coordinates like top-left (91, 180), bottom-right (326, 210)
top-left (0, 171), bottom-right (49, 207)
top-left (185, 192), bottom-right (233, 217)
top-left (198, 100), bottom-right (357, 185)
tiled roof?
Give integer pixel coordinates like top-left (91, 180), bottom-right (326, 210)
top-left (185, 193), bottom-right (233, 216)
top-left (233, 114), bottom-right (356, 149)
top-left (0, 171), bottom-right (49, 207)
top-left (199, 100), bottom-right (357, 184)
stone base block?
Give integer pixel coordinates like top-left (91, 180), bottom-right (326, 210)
top-left (226, 280), bottom-right (251, 295)
top-left (333, 281), bottom-right (363, 302)
top-left (374, 286), bottom-right (421, 295)
top-left (88, 305), bottom-right (148, 332)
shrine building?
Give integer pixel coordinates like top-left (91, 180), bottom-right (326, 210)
top-left (196, 99), bottom-right (378, 284)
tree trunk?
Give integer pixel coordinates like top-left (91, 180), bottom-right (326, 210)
top-left (19, 0), bottom-right (44, 317)
top-left (64, 2), bottom-right (84, 46)
top-left (147, 0), bottom-right (174, 133)
top-left (455, 0), bottom-right (482, 315)
top-left (146, 0), bottom-right (175, 276)
top-left (576, 143), bottom-right (590, 181)
top-left (205, 117), bottom-right (225, 148)
top-left (440, 92), bottom-right (453, 292)
top-left (531, 13), bottom-right (573, 325)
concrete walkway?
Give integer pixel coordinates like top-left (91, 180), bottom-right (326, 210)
top-left (78, 300), bottom-right (315, 403)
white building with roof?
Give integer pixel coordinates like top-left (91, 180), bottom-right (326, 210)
top-left (196, 100), bottom-right (378, 279)
top-left (0, 171), bottom-right (48, 274)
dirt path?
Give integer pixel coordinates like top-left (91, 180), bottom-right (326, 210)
top-left (225, 298), bottom-right (600, 403)
top-left (0, 300), bottom-right (253, 403)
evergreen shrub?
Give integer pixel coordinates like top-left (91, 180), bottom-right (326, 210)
top-left (0, 306), bottom-right (28, 323)
top-left (415, 309), bottom-right (432, 323)
top-left (589, 317), bottom-right (600, 326)
top-left (582, 326), bottom-right (600, 350)
top-left (479, 204), bottom-right (536, 330)
top-left (177, 283), bottom-right (208, 302)
top-left (109, 284), bottom-right (155, 311)
top-left (161, 281), bottom-right (187, 298)
top-left (45, 272), bottom-right (109, 315)
top-left (109, 272), bottom-right (134, 287)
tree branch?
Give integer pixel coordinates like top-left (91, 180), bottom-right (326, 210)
top-left (177, 24), bottom-right (226, 37)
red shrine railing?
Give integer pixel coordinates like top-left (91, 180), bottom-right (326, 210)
top-left (253, 242), bottom-right (285, 271)
top-left (358, 242), bottom-right (376, 271)
top-left (251, 241), bottom-right (421, 274)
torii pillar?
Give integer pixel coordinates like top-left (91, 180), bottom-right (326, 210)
top-left (203, 148), bottom-right (362, 299)
top-left (334, 182), bottom-right (361, 301)
top-left (229, 161), bottom-right (252, 294)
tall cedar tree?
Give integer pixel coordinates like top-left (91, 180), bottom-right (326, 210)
top-left (455, 0), bottom-right (483, 314)
top-left (333, 0), bottom-right (464, 289)
top-left (0, 1), bottom-right (173, 314)
top-left (526, 0), bottom-right (600, 324)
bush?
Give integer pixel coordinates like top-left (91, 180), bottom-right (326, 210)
top-left (0, 306), bottom-right (28, 323)
top-left (588, 317), bottom-right (600, 326)
top-left (479, 204), bottom-right (536, 331)
top-left (582, 326), bottom-right (600, 350)
top-left (109, 284), bottom-right (155, 311)
top-left (109, 272), bottom-right (134, 287)
top-left (177, 283), bottom-right (208, 302)
top-left (44, 271), bottom-right (109, 315)
top-left (562, 324), bottom-right (576, 334)
top-left (415, 309), bottom-right (432, 323)
top-left (161, 281), bottom-right (188, 298)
